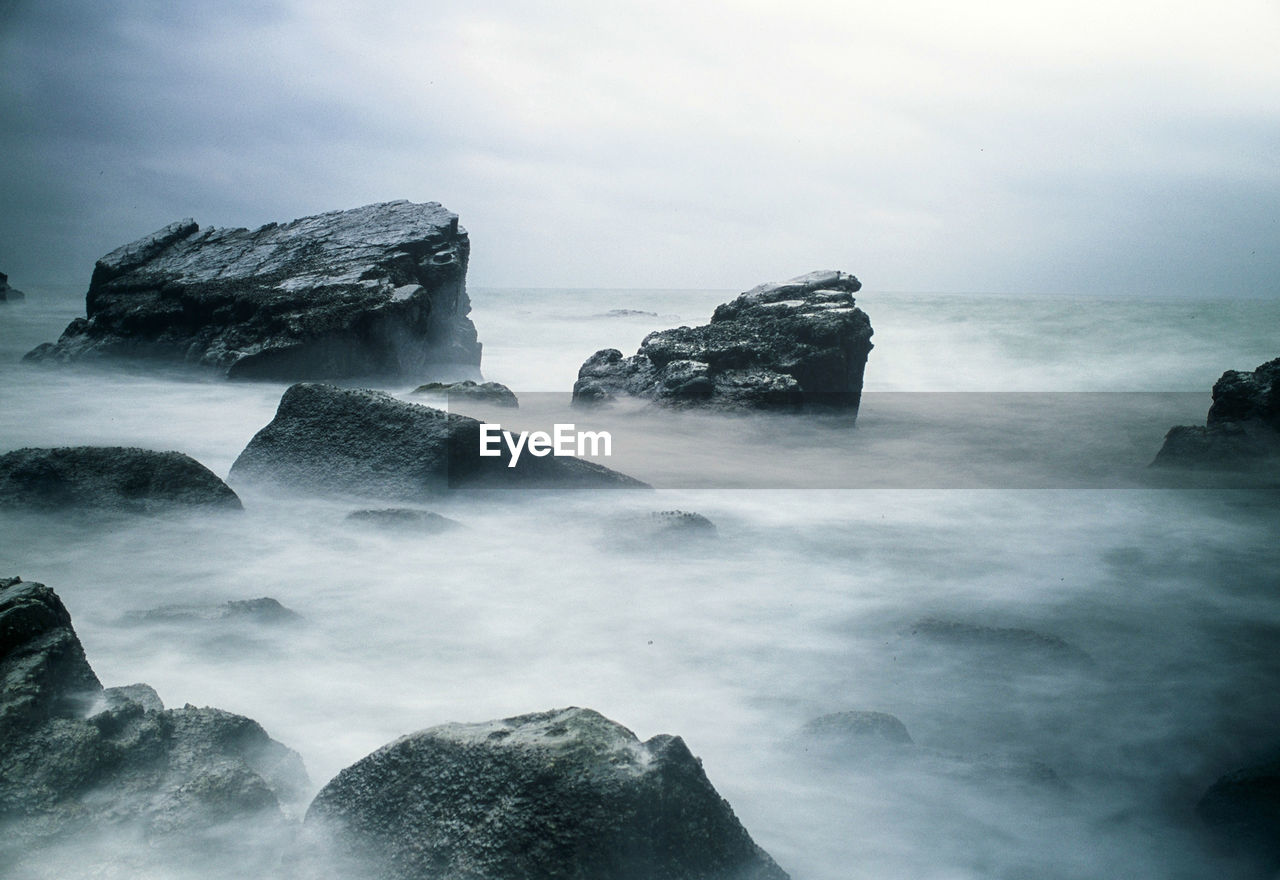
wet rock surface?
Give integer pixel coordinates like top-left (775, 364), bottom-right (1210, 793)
top-left (573, 270), bottom-right (872, 410)
top-left (305, 706), bottom-right (790, 880)
top-left (24, 201), bottom-right (481, 380)
top-left (411, 379), bottom-right (518, 407)
top-left (229, 383), bottom-right (647, 497)
top-left (1154, 358), bottom-right (1280, 468)
top-left (0, 446), bottom-right (242, 513)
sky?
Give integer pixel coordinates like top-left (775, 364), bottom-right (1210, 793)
top-left (1, 0), bottom-right (1277, 294)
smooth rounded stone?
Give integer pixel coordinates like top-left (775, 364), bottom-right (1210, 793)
top-left (344, 507), bottom-right (461, 533)
top-left (305, 707), bottom-right (790, 880)
top-left (906, 617), bottom-right (1094, 669)
top-left (0, 270), bottom-right (25, 301)
top-left (799, 710), bottom-right (913, 746)
top-left (228, 383), bottom-right (647, 498)
top-left (129, 597), bottom-right (302, 624)
top-left (23, 201), bottom-right (481, 380)
top-left (572, 270), bottom-right (872, 411)
top-left (410, 379), bottom-right (519, 408)
top-left (0, 446), bottom-right (242, 513)
top-left (1196, 751), bottom-right (1280, 868)
top-left (1153, 357), bottom-right (1280, 468)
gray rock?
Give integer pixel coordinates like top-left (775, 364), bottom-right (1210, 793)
top-left (102, 683), bottom-right (165, 713)
top-left (228, 383), bottom-right (647, 498)
top-left (1197, 751), bottom-right (1280, 868)
top-left (344, 508), bottom-right (461, 533)
top-left (23, 201), bottom-right (481, 380)
top-left (1154, 358), bottom-right (1280, 468)
top-left (305, 706), bottom-right (790, 880)
top-left (0, 446), bottom-right (242, 513)
top-left (130, 597), bottom-right (302, 624)
top-left (800, 710), bottom-right (913, 746)
top-left (907, 618), bottom-right (1093, 669)
top-left (607, 510), bottom-right (718, 550)
top-left (0, 270), bottom-right (26, 301)
top-left (573, 270), bottom-right (872, 411)
top-left (589, 309), bottom-right (660, 318)
top-left (411, 379), bottom-right (518, 408)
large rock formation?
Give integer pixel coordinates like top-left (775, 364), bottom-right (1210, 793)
top-left (1153, 358), bottom-right (1280, 468)
top-left (23, 201), bottom-right (481, 380)
top-left (0, 446), bottom-right (242, 512)
top-left (0, 270), bottom-right (25, 301)
top-left (305, 707), bottom-right (789, 880)
top-left (228, 383), bottom-right (646, 497)
top-left (572, 270), bottom-right (872, 410)
top-left (0, 577), bottom-right (307, 872)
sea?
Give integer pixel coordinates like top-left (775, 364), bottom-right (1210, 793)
top-left (2, 284), bottom-right (1279, 879)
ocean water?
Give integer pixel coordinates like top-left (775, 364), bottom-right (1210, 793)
top-left (2, 285), bottom-right (1279, 879)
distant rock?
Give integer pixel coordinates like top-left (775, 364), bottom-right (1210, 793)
top-left (1153, 358), bottom-right (1280, 468)
top-left (800, 710), bottom-right (913, 746)
top-left (344, 507), bottom-right (461, 533)
top-left (607, 509), bottom-right (718, 550)
top-left (129, 597), bottom-right (302, 624)
top-left (0, 270), bottom-right (25, 301)
top-left (906, 618), bottom-right (1093, 669)
top-left (0, 446), bottom-right (242, 513)
top-left (411, 379), bottom-right (518, 408)
top-left (590, 309), bottom-right (660, 318)
top-left (23, 201), bottom-right (481, 380)
top-left (1196, 751), bottom-right (1280, 869)
top-left (228, 383), bottom-right (647, 498)
top-left (0, 577), bottom-right (308, 871)
top-left (305, 706), bottom-right (790, 880)
top-left (573, 270), bottom-right (872, 411)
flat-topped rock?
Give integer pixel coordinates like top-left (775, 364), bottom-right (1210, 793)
top-left (1154, 358), bottom-right (1280, 468)
top-left (306, 706), bottom-right (789, 880)
top-left (23, 201), bottom-right (481, 380)
top-left (573, 270), bottom-right (872, 410)
top-left (0, 446), bottom-right (242, 513)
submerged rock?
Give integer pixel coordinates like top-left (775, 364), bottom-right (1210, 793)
top-left (0, 270), bottom-right (25, 301)
top-left (1197, 751), bottom-right (1280, 869)
top-left (0, 446), bottom-right (242, 513)
top-left (0, 577), bottom-right (308, 870)
top-left (306, 706), bottom-right (790, 880)
top-left (1154, 358), bottom-right (1280, 468)
top-left (23, 201), bottom-right (481, 380)
top-left (800, 710), bottom-right (913, 746)
top-left (344, 507), bottom-right (461, 533)
top-left (129, 597), bottom-right (302, 624)
top-left (228, 383), bottom-right (647, 497)
top-left (906, 618), bottom-right (1093, 669)
top-left (573, 270), bottom-right (872, 411)
top-left (606, 509), bottom-right (718, 550)
top-left (411, 379), bottom-right (518, 408)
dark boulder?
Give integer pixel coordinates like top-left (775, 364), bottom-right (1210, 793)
top-left (572, 270), bottom-right (872, 411)
top-left (1153, 358), bottom-right (1280, 468)
top-left (0, 446), bottom-right (242, 513)
top-left (228, 383), bottom-right (647, 497)
top-left (411, 379), bottom-right (518, 408)
top-left (1197, 751), bottom-right (1280, 869)
top-left (0, 270), bottom-right (25, 301)
top-left (344, 507), bottom-right (462, 533)
top-left (305, 706), bottom-right (790, 880)
top-left (23, 201), bottom-right (481, 380)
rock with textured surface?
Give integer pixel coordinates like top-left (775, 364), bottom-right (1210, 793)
top-left (1154, 358), bottom-right (1280, 468)
top-left (0, 270), bottom-right (25, 301)
top-left (23, 201), bottom-right (480, 380)
top-left (305, 707), bottom-right (790, 880)
top-left (573, 270), bottom-right (872, 410)
top-left (411, 379), bottom-right (518, 408)
top-left (0, 446), bottom-right (242, 513)
top-left (229, 383), bottom-right (647, 497)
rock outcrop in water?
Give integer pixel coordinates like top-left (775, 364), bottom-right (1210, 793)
top-left (1154, 358), bottom-right (1280, 468)
top-left (572, 270), bottom-right (872, 410)
top-left (0, 270), bottom-right (25, 301)
top-left (0, 446), bottom-right (242, 512)
top-left (305, 706), bottom-right (790, 880)
top-left (0, 577), bottom-right (308, 872)
top-left (1196, 750), bottom-right (1280, 869)
top-left (23, 201), bottom-right (481, 380)
top-left (411, 379), bottom-right (518, 408)
top-left (229, 383), bottom-right (646, 497)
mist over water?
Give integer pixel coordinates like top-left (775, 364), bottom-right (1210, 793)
top-left (2, 286), bottom-right (1279, 878)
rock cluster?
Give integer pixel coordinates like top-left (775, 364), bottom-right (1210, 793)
top-left (1154, 358), bottom-right (1280, 468)
top-left (24, 201), bottom-right (481, 380)
top-left (573, 270), bottom-right (872, 410)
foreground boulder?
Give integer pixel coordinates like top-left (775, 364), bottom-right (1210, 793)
top-left (1153, 358), bottom-right (1280, 468)
top-left (0, 270), bottom-right (24, 301)
top-left (0, 446), bottom-right (242, 512)
top-left (1197, 751), bottom-right (1280, 869)
top-left (306, 707), bottom-right (789, 880)
top-left (0, 577), bottom-right (307, 871)
top-left (24, 201), bottom-right (481, 380)
top-left (229, 383), bottom-right (646, 497)
top-left (573, 270), bottom-right (872, 410)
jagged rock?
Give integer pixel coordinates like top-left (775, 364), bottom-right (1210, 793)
top-left (0, 577), bottom-right (307, 871)
top-left (228, 383), bottom-right (647, 498)
top-left (0, 446), bottom-right (242, 513)
top-left (411, 379), bottom-right (518, 408)
top-left (305, 707), bottom-right (790, 880)
top-left (800, 710), bottom-right (913, 746)
top-left (23, 201), bottom-right (481, 380)
top-left (1196, 751), bottom-right (1280, 868)
top-left (129, 597), bottom-right (302, 624)
top-left (0, 270), bottom-right (25, 301)
top-left (1154, 358), bottom-right (1280, 468)
top-left (344, 508), bottom-right (461, 533)
top-left (573, 270), bottom-right (872, 410)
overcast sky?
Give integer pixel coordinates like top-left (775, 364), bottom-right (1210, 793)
top-left (1, 0), bottom-right (1277, 294)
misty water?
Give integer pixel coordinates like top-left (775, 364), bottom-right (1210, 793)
top-left (2, 286), bottom-right (1279, 879)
